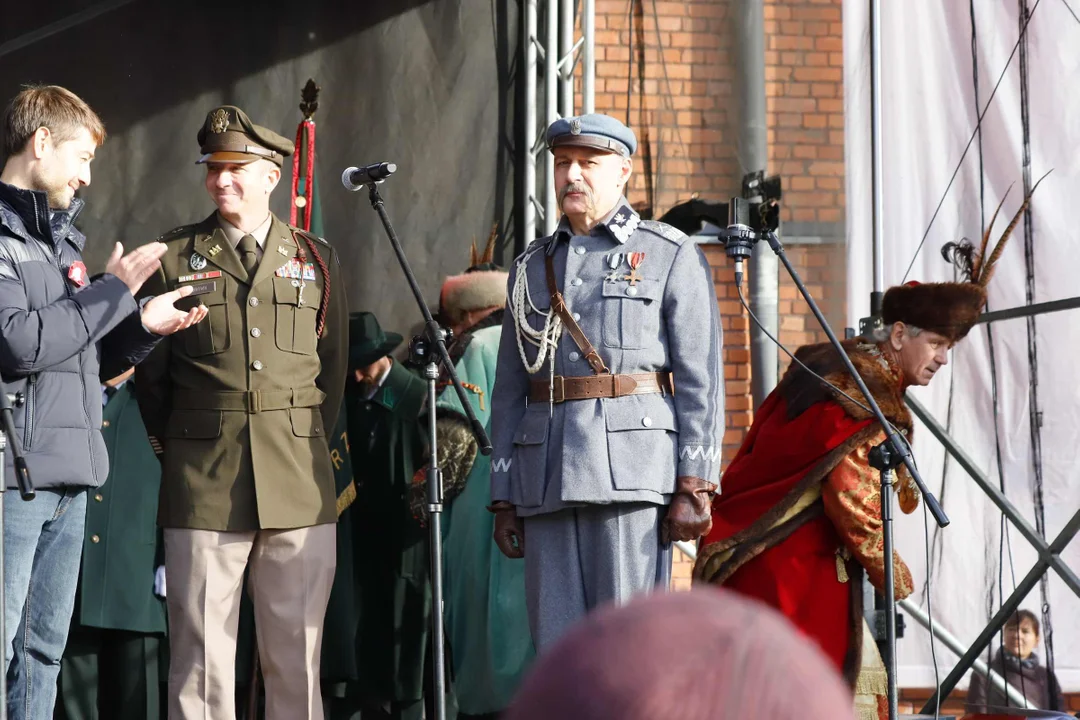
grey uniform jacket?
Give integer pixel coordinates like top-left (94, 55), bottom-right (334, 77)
top-left (490, 200), bottom-right (724, 517)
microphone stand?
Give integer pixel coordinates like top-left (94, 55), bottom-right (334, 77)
top-left (726, 217), bottom-right (947, 720)
top-left (352, 178), bottom-right (492, 720)
top-left (0, 385), bottom-right (36, 720)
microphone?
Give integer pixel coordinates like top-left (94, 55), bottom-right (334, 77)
top-left (341, 162), bottom-right (397, 191)
top-left (721, 196), bottom-right (755, 286)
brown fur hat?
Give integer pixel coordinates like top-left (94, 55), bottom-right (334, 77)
top-left (881, 281), bottom-right (987, 343)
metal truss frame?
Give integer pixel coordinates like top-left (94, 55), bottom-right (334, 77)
top-left (520, 0), bottom-right (595, 247)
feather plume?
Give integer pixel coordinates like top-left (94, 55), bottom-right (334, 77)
top-left (971, 184), bottom-right (1012, 282)
top-left (976, 170), bottom-right (1051, 288)
top-left (482, 223), bottom-right (498, 264)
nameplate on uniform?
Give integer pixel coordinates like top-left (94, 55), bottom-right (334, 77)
top-left (177, 270), bottom-right (223, 283)
top-left (185, 280), bottom-right (218, 297)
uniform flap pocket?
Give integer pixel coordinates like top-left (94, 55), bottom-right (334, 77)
top-left (273, 276), bottom-right (309, 306)
top-left (604, 394), bottom-right (678, 432)
top-left (601, 279), bottom-right (662, 301)
top-left (512, 409), bottom-right (550, 446)
top-left (165, 410), bottom-right (223, 439)
top-left (290, 407), bottom-right (325, 438)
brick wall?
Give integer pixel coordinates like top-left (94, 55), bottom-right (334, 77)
top-left (588, 0), bottom-right (847, 463)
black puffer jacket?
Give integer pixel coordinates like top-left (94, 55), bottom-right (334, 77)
top-left (0, 180), bottom-right (158, 489)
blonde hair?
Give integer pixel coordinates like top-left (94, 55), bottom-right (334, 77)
top-left (3, 85), bottom-right (106, 157)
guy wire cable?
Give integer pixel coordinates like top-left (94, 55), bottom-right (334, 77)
top-left (900, 0), bottom-right (1043, 284)
top-left (1015, 0), bottom-right (1057, 691)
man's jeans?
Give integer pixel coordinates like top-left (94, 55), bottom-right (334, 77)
top-left (3, 487), bottom-right (86, 719)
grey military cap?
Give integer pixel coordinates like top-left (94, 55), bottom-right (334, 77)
top-left (546, 113), bottom-right (637, 157)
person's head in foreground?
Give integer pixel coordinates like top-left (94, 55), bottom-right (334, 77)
top-left (501, 589), bottom-right (856, 720)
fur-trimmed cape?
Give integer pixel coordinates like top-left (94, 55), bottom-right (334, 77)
top-left (693, 339), bottom-right (912, 690)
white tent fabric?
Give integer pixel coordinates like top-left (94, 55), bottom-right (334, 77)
top-left (844, 0), bottom-right (1080, 691)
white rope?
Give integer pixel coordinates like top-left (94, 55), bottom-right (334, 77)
top-left (508, 245), bottom-right (563, 375)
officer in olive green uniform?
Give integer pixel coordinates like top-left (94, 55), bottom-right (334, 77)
top-left (341, 312), bottom-right (446, 720)
top-left (57, 369), bottom-right (167, 720)
top-left (134, 105), bottom-right (348, 720)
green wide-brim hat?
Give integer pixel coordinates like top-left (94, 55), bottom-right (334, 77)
top-left (349, 311), bottom-right (403, 368)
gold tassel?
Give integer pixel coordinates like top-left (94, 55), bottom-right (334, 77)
top-left (836, 547), bottom-right (850, 583)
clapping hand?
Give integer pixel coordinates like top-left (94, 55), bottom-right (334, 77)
top-left (105, 242), bottom-right (168, 296)
top-left (141, 286), bottom-right (209, 336)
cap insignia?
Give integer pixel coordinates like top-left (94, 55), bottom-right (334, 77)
top-left (210, 109), bottom-right (230, 134)
top-left (570, 117), bottom-right (582, 135)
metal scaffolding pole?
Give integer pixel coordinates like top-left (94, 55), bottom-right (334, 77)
top-left (897, 599), bottom-right (1034, 710)
top-left (559, 0), bottom-right (576, 118)
top-left (519, 0), bottom-right (596, 246)
top-left (523, 0), bottom-right (539, 246)
top-left (869, 0), bottom-right (886, 312)
top-left (733, 0), bottom-right (778, 406)
top-left (582, 0), bottom-right (595, 113)
top-left (906, 393), bottom-right (1080, 712)
top-left (543, 0), bottom-right (559, 237)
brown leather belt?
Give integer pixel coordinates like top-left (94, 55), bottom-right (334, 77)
top-left (529, 372), bottom-right (673, 404)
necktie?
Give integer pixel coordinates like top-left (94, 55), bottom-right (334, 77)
top-left (239, 234), bottom-right (258, 276)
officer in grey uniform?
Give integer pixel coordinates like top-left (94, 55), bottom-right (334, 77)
top-left (488, 114), bottom-right (724, 649)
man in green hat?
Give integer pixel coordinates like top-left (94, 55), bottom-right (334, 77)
top-left (134, 104), bottom-right (348, 720)
top-left (337, 312), bottom-right (445, 720)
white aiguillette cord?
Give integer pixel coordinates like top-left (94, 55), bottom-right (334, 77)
top-left (510, 245), bottom-right (563, 413)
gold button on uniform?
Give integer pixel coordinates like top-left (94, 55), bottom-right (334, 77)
top-left (252, 360), bottom-right (264, 371)
top-left (249, 297), bottom-right (260, 307)
top-left (251, 328), bottom-right (262, 338)
top-left (94, 494), bottom-right (103, 502)
top-left (102, 420), bottom-right (110, 428)
top-left (91, 534), bottom-right (100, 544)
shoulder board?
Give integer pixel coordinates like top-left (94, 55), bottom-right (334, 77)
top-left (293, 228), bottom-right (331, 247)
top-left (513, 235), bottom-right (555, 265)
top-left (638, 219), bottom-right (688, 245)
top-left (156, 224), bottom-right (198, 243)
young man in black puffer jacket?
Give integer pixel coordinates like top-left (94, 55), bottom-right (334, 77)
top-left (0, 84), bottom-right (206, 719)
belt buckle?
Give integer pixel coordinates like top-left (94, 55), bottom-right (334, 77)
top-left (551, 376), bottom-right (565, 404)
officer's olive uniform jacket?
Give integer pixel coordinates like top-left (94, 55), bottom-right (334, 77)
top-left (135, 212), bottom-right (348, 531)
top-left (490, 201), bottom-right (724, 516)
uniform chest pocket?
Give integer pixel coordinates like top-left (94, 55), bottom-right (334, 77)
top-left (272, 276), bottom-right (318, 355)
top-left (602, 279), bottom-right (662, 350)
top-left (180, 282), bottom-right (230, 357)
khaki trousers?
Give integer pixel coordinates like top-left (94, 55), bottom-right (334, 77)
top-left (164, 525), bottom-right (336, 720)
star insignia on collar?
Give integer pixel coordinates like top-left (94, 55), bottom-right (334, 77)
top-left (608, 209), bottom-right (640, 243)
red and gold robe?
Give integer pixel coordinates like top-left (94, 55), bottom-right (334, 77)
top-left (694, 340), bottom-right (919, 720)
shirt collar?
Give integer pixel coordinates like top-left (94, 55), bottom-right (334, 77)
top-left (217, 212), bottom-right (272, 249)
top-left (553, 198), bottom-right (640, 245)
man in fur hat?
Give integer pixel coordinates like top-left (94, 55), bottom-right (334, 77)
top-left (694, 279), bottom-right (989, 720)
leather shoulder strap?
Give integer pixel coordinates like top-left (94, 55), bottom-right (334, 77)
top-left (544, 252), bottom-right (609, 375)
